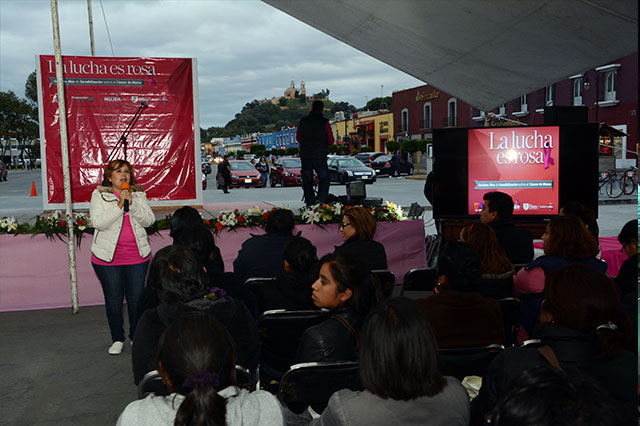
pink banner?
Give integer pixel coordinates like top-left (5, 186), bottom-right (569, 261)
top-left (38, 55), bottom-right (196, 204)
top-left (0, 221), bottom-right (426, 312)
top-left (468, 127), bottom-right (560, 215)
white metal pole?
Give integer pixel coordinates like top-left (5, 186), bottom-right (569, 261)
top-left (51, 0), bottom-right (79, 314)
top-left (87, 0), bottom-right (95, 56)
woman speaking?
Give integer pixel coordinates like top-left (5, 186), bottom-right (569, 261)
top-left (90, 159), bottom-right (155, 355)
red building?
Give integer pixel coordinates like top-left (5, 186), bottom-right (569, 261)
top-left (392, 85), bottom-right (473, 142)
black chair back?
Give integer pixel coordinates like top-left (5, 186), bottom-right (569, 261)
top-left (137, 365), bottom-right (254, 399)
top-left (497, 297), bottom-right (522, 347)
top-left (244, 277), bottom-right (278, 289)
top-left (401, 267), bottom-right (437, 295)
top-left (256, 309), bottom-right (330, 390)
top-left (278, 361), bottom-right (361, 414)
top-left (371, 269), bottom-right (395, 300)
top-left (438, 344), bottom-right (505, 381)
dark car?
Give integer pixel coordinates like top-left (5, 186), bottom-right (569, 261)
top-left (354, 151), bottom-right (386, 167)
top-left (216, 160), bottom-right (263, 189)
top-left (371, 154), bottom-right (414, 176)
top-left (0, 160), bottom-right (7, 181)
top-left (269, 157), bottom-right (303, 187)
top-left (328, 157), bottom-right (376, 184)
top-left (202, 173), bottom-right (207, 190)
top-left (201, 159), bottom-right (212, 175)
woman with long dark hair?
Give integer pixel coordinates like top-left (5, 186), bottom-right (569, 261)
top-left (295, 252), bottom-right (378, 363)
top-left (90, 159), bottom-right (155, 355)
top-left (334, 206), bottom-right (387, 271)
top-left (309, 297), bottom-right (470, 425)
top-left (118, 311), bottom-right (283, 426)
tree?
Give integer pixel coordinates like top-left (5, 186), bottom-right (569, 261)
top-left (329, 101), bottom-right (357, 117)
top-left (312, 89), bottom-right (330, 99)
top-left (386, 141), bottom-right (400, 153)
top-left (25, 70), bottom-right (38, 105)
top-left (362, 96), bottom-right (392, 112)
top-left (0, 90), bottom-right (38, 167)
top-left (286, 147), bottom-right (299, 156)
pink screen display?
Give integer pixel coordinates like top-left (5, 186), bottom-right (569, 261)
top-left (467, 127), bottom-right (560, 215)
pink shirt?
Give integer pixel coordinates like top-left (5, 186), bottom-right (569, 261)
top-left (91, 211), bottom-right (146, 266)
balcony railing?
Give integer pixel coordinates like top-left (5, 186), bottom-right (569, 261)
top-left (419, 119), bottom-right (432, 129)
top-left (442, 116), bottom-right (458, 127)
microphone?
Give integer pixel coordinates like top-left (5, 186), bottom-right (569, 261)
top-left (120, 182), bottom-right (130, 212)
top-left (141, 101), bottom-right (148, 106)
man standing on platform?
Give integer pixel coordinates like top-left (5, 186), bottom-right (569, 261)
top-left (480, 191), bottom-right (534, 264)
top-left (296, 100), bottom-right (333, 206)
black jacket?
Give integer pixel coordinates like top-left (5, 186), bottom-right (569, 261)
top-left (471, 322), bottom-right (637, 425)
top-left (132, 297), bottom-right (260, 385)
top-left (206, 267), bottom-right (258, 319)
top-left (297, 111), bottom-right (330, 160)
top-left (252, 273), bottom-right (316, 317)
top-left (615, 253), bottom-right (638, 297)
top-left (233, 232), bottom-right (294, 284)
top-left (334, 238), bottom-right (388, 271)
top-left (489, 220), bottom-right (534, 264)
top-left (295, 307), bottom-right (360, 364)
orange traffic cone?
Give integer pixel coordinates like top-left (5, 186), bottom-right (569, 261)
top-left (30, 181), bottom-right (38, 197)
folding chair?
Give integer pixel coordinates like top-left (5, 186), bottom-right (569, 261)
top-left (425, 234), bottom-right (442, 268)
top-left (438, 344), bottom-right (505, 381)
top-left (278, 361), bottom-right (361, 414)
top-left (256, 309), bottom-right (330, 393)
top-left (401, 267), bottom-right (437, 297)
top-left (497, 297), bottom-right (522, 347)
top-left (371, 269), bottom-right (396, 300)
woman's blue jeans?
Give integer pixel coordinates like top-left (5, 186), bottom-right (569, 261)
top-left (92, 260), bottom-right (149, 342)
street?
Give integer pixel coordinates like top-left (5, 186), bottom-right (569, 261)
top-left (0, 168), bottom-right (636, 238)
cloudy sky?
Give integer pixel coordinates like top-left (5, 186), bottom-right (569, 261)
top-left (0, 0), bottom-right (424, 127)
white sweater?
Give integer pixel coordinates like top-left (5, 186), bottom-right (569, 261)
top-left (116, 386), bottom-right (283, 426)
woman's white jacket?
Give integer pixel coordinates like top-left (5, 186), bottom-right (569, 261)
top-left (90, 184), bottom-right (155, 262)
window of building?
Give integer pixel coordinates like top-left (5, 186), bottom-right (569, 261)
top-left (595, 64), bottom-right (621, 106)
top-left (572, 77), bottom-right (583, 105)
top-left (447, 99), bottom-right (457, 127)
top-left (513, 95), bottom-right (529, 117)
top-left (604, 71), bottom-right (616, 101)
top-left (423, 103), bottom-right (432, 129)
top-left (545, 83), bottom-right (556, 106)
top-left (498, 104), bottom-right (506, 116)
top-left (401, 108), bottom-right (409, 132)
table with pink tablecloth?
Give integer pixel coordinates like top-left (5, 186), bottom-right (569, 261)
top-left (533, 236), bottom-right (628, 276)
top-left (0, 220), bottom-right (426, 312)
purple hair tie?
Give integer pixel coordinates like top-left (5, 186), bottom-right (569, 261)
top-left (182, 371), bottom-right (220, 390)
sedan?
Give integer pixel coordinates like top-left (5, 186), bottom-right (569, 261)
top-left (201, 159), bottom-right (212, 175)
top-left (269, 157), bottom-right (303, 187)
top-left (328, 157), bottom-right (376, 184)
top-left (371, 155), bottom-right (414, 176)
top-left (354, 151), bottom-right (386, 167)
top-left (217, 160), bottom-right (263, 188)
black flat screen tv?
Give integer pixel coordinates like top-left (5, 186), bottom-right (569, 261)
top-left (432, 123), bottom-right (599, 221)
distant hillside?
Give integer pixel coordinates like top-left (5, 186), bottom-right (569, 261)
top-left (201, 96), bottom-right (391, 141)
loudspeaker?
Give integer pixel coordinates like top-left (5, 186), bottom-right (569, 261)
top-left (346, 181), bottom-right (366, 203)
top-left (543, 106), bottom-right (588, 125)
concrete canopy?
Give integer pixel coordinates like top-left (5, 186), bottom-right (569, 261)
top-left (262, 0), bottom-right (638, 111)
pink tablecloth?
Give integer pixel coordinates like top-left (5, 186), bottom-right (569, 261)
top-left (533, 236), bottom-right (628, 277)
top-left (0, 220), bottom-right (426, 312)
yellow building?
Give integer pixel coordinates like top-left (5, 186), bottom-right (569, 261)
top-left (332, 111), bottom-right (394, 153)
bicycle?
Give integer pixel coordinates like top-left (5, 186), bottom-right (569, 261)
top-left (598, 169), bottom-right (623, 198)
top-left (618, 166), bottom-right (637, 196)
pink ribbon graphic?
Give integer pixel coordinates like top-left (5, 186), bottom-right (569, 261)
top-left (543, 146), bottom-right (555, 169)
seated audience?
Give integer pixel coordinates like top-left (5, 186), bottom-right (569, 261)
top-left (614, 219), bottom-right (638, 297)
top-left (472, 264), bottom-right (636, 425)
top-left (170, 206), bottom-right (224, 272)
top-left (416, 241), bottom-right (504, 348)
top-left (176, 225), bottom-right (257, 318)
top-left (132, 245), bottom-right (259, 385)
top-left (514, 215), bottom-right (606, 295)
top-left (559, 201), bottom-right (599, 245)
top-left (296, 252), bottom-right (378, 363)
top-left (487, 365), bottom-right (623, 426)
top-left (480, 191), bottom-right (533, 264)
top-left (118, 311), bottom-right (283, 426)
top-left (233, 208), bottom-right (296, 283)
top-left (334, 206), bottom-right (387, 271)
top-left (460, 223), bottom-right (514, 298)
top-left (309, 297), bottom-right (470, 426)
top-left (252, 236), bottom-right (319, 316)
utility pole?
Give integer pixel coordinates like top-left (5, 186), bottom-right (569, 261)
top-left (87, 0), bottom-right (95, 56)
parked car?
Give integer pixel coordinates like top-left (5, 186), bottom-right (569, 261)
top-left (216, 160), bottom-right (263, 189)
top-left (328, 157), bottom-right (376, 184)
top-left (0, 160), bottom-right (7, 181)
top-left (371, 154), bottom-right (414, 176)
top-left (354, 151), bottom-right (386, 167)
top-left (202, 173), bottom-right (207, 190)
top-left (269, 157), bottom-right (303, 187)
top-left (201, 158), bottom-right (212, 175)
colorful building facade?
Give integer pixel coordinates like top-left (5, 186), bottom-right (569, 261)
top-left (332, 111), bottom-right (394, 153)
